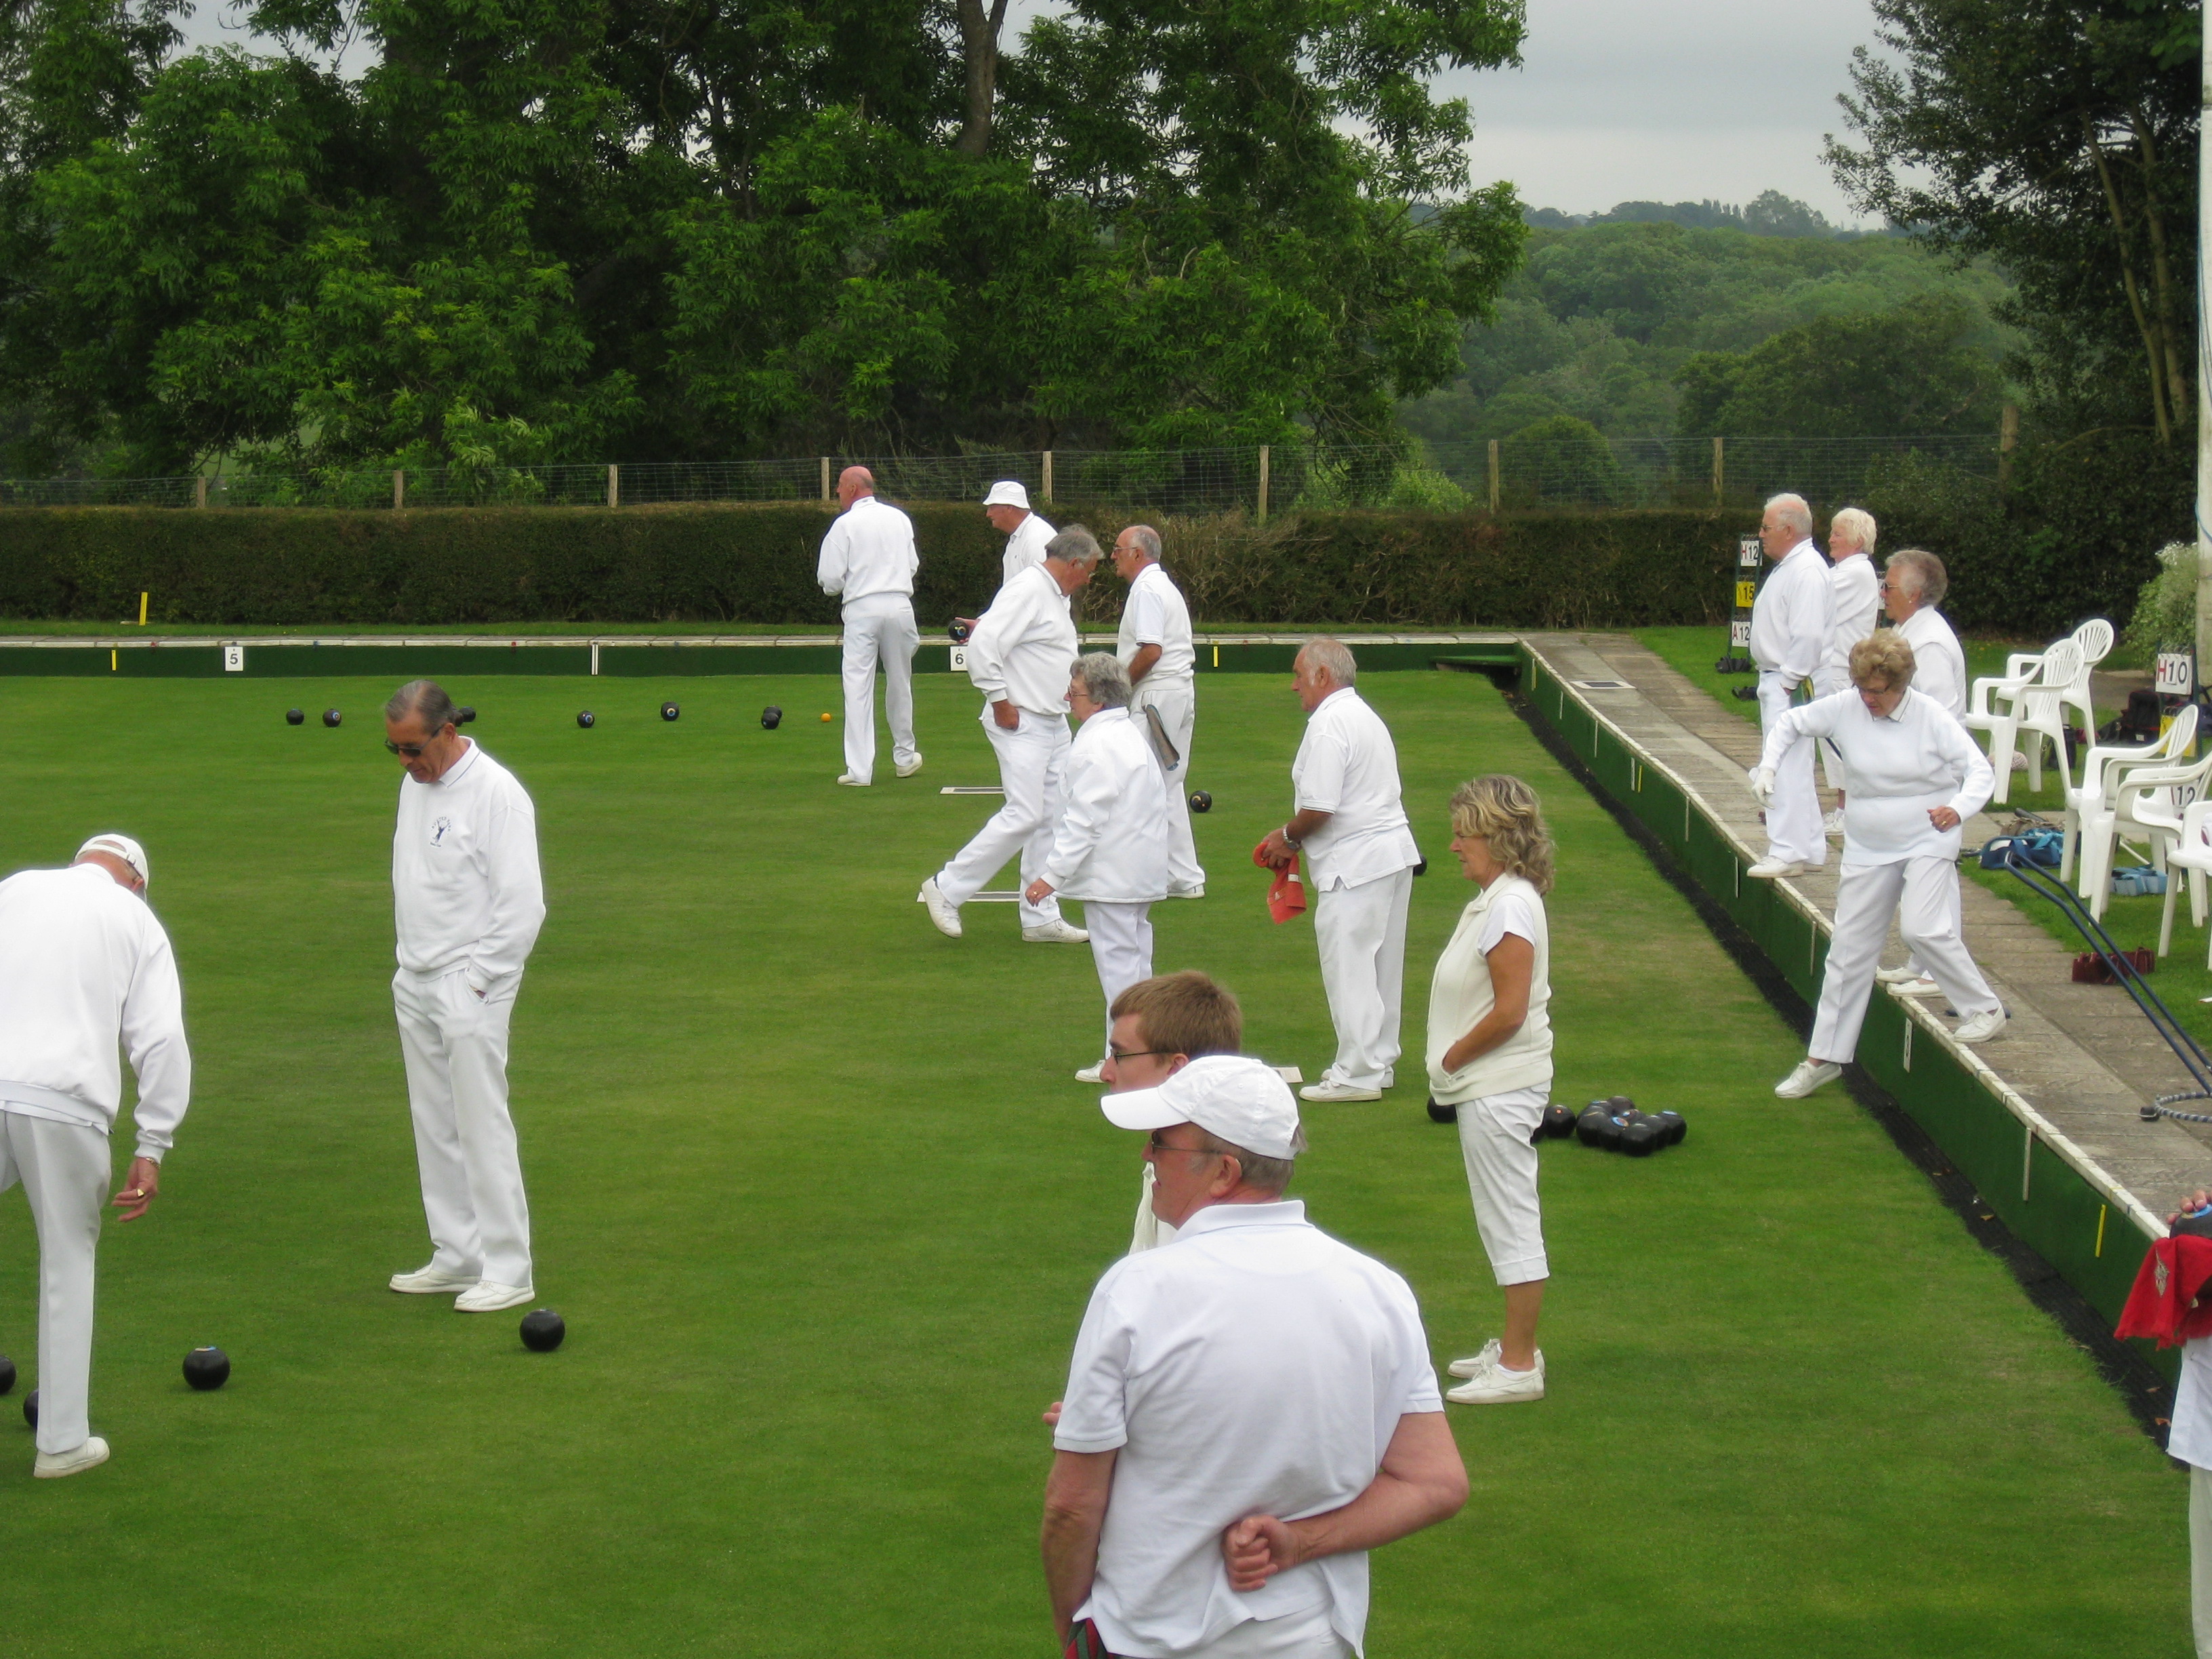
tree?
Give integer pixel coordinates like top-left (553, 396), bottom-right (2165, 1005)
top-left (1825, 0), bottom-right (2197, 442)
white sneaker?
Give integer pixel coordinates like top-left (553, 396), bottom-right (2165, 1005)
top-left (389, 1265), bottom-right (480, 1294)
top-left (1381, 1067), bottom-right (1395, 1090)
top-left (918, 878), bottom-right (962, 938)
top-left (1074, 1062), bottom-right (1106, 1084)
top-left (1168, 884), bottom-right (1206, 899)
top-left (1746, 858), bottom-right (1815, 879)
top-left (1822, 809), bottom-right (1846, 838)
top-left (1447, 1338), bottom-right (1502, 1380)
top-left (1023, 920), bottom-right (1090, 943)
top-left (895, 756), bottom-right (925, 778)
top-left (836, 773), bottom-right (870, 787)
top-left (1889, 974), bottom-right (1942, 997)
top-left (1300, 1079), bottom-right (1382, 1103)
top-left (455, 1280), bottom-right (535, 1313)
top-left (34, 1437), bottom-right (110, 1479)
top-left (1954, 1008), bottom-right (2008, 1044)
top-left (1446, 1352), bottom-right (1544, 1405)
top-left (1875, 964), bottom-right (1924, 985)
top-left (1774, 1060), bottom-right (1843, 1099)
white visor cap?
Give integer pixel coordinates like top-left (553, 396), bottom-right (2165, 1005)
top-left (78, 833), bottom-right (150, 888)
top-left (983, 480), bottom-right (1031, 510)
top-left (1100, 1054), bottom-right (1301, 1161)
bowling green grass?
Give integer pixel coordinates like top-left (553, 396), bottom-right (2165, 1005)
top-left (0, 665), bottom-right (2187, 1659)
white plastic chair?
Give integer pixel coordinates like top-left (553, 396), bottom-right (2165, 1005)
top-left (2161, 798), bottom-right (2212, 961)
top-left (1989, 619), bottom-right (2113, 738)
top-left (2061, 703), bottom-right (2199, 885)
top-left (1965, 638), bottom-right (2083, 806)
top-left (2099, 747), bottom-right (2212, 922)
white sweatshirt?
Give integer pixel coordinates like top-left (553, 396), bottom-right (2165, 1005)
top-left (1759, 688), bottom-right (1993, 865)
top-left (966, 562), bottom-right (1078, 716)
top-left (1750, 540), bottom-right (1833, 689)
top-left (1116, 562), bottom-right (1195, 682)
top-left (817, 495), bottom-right (919, 609)
top-left (1040, 708), bottom-right (1172, 902)
top-left (1820, 554), bottom-right (1881, 689)
top-left (1894, 605), bottom-right (1967, 718)
top-left (1002, 511), bottom-right (1055, 590)
top-left (0, 863), bottom-right (190, 1159)
top-left (393, 739), bottom-right (546, 996)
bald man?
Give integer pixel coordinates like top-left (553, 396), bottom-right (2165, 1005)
top-left (819, 466), bottom-right (924, 787)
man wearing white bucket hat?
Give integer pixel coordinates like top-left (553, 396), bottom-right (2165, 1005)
top-left (1043, 1054), bottom-right (1465, 1659)
top-left (0, 832), bottom-right (191, 1478)
top-left (985, 479), bottom-right (1056, 592)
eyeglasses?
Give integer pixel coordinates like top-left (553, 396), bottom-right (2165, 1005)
top-left (1110, 1048), bottom-right (1175, 1063)
top-left (1145, 1131), bottom-right (1233, 1162)
top-left (384, 739), bottom-right (429, 758)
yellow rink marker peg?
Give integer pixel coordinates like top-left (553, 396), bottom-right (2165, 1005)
top-left (137, 591), bottom-right (148, 626)
top-left (1212, 644), bottom-right (1219, 668)
top-left (2095, 1204), bottom-right (2107, 1257)
top-left (110, 649), bottom-right (117, 672)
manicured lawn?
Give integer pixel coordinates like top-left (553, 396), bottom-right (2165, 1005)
top-left (0, 667), bottom-right (2186, 1656)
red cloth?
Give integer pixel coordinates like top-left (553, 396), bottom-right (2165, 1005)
top-left (1252, 840), bottom-right (1307, 924)
top-left (2114, 1234), bottom-right (2212, 1347)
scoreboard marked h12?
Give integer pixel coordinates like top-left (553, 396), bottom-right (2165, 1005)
top-left (1717, 534), bottom-right (1760, 675)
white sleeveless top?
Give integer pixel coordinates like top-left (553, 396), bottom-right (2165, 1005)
top-left (1425, 872), bottom-right (1553, 1103)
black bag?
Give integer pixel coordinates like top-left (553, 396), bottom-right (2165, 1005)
top-left (2120, 688), bottom-right (2163, 743)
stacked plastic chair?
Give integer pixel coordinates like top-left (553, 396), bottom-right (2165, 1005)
top-left (1964, 638), bottom-right (2083, 806)
top-left (2061, 703), bottom-right (2199, 889)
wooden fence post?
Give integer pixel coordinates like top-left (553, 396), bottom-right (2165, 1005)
top-left (820, 457), bottom-right (832, 501)
top-left (607, 464), bottom-right (619, 508)
top-left (1042, 450), bottom-right (1054, 503)
top-left (1711, 437), bottom-right (1724, 507)
top-left (1486, 439), bottom-right (1500, 512)
top-left (194, 476), bottom-right (208, 509)
top-left (1257, 446), bottom-right (1270, 524)
top-left (392, 469), bottom-right (405, 510)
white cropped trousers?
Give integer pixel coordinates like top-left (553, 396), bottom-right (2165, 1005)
top-left (1809, 857), bottom-right (2000, 1063)
top-left (838, 594), bottom-right (920, 785)
top-left (1456, 1085), bottom-right (1551, 1286)
top-left (935, 710), bottom-right (1069, 928)
top-left (394, 968), bottom-right (533, 1288)
top-left (1758, 672), bottom-right (1828, 867)
top-left (0, 1110), bottom-right (108, 1454)
top-left (1133, 675), bottom-right (1204, 893)
top-left (1313, 867), bottom-right (1412, 1088)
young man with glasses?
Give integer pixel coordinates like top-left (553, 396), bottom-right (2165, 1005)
top-left (1099, 971), bottom-right (1242, 1252)
top-left (383, 679), bottom-right (546, 1313)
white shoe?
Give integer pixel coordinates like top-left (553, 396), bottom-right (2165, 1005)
top-left (455, 1280), bottom-right (535, 1313)
top-left (895, 756), bottom-right (925, 778)
top-left (918, 878), bottom-right (962, 938)
top-left (34, 1437), bottom-right (110, 1479)
top-left (1822, 809), bottom-right (1846, 838)
top-left (836, 773), bottom-right (870, 787)
top-left (1447, 1338), bottom-right (1502, 1380)
top-left (1023, 920), bottom-right (1090, 943)
top-left (1889, 974), bottom-right (1941, 997)
top-left (1446, 1352), bottom-right (1544, 1405)
top-left (1954, 1008), bottom-right (2008, 1044)
top-left (2010, 753), bottom-right (2030, 771)
top-left (1875, 964), bottom-right (1923, 985)
top-left (1169, 883), bottom-right (1206, 899)
top-left (1774, 1060), bottom-right (1843, 1099)
top-left (1746, 858), bottom-right (1815, 879)
top-left (1075, 1062), bottom-right (1106, 1084)
top-left (389, 1265), bottom-right (480, 1294)
top-left (1381, 1067), bottom-right (1395, 1089)
top-left (1300, 1079), bottom-right (1382, 1103)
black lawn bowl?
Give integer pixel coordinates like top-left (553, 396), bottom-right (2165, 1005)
top-left (1618, 1119), bottom-right (1661, 1157)
top-left (322, 709), bottom-right (342, 727)
top-left (1654, 1109), bottom-right (1687, 1147)
top-left (948, 621), bottom-right (971, 644)
top-left (457, 705), bottom-right (477, 724)
top-left (1189, 791), bottom-right (1212, 813)
top-left (183, 1347), bottom-right (230, 1391)
top-left (285, 708), bottom-right (305, 726)
top-left (1540, 1104), bottom-right (1578, 1140)
top-left (577, 710), bottom-right (596, 729)
top-left (520, 1310), bottom-right (567, 1353)
top-left (661, 702), bottom-right (680, 722)
top-left (1427, 1097), bottom-right (1458, 1125)
top-left (761, 705), bottom-right (783, 730)
top-left (1575, 1106), bottom-right (1612, 1148)
top-left (0, 1354), bottom-right (14, 1395)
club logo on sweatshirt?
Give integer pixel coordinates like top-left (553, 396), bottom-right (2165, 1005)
top-left (431, 817), bottom-right (453, 847)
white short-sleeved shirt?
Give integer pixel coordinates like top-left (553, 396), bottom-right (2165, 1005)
top-left (1054, 1200), bottom-right (1441, 1658)
top-left (1117, 562), bottom-right (1195, 682)
top-left (1002, 512), bottom-right (1056, 590)
top-left (1475, 892), bottom-right (1536, 955)
top-left (1292, 688), bottom-right (1420, 890)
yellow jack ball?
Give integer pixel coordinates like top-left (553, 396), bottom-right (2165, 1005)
top-left (821, 712), bottom-right (833, 722)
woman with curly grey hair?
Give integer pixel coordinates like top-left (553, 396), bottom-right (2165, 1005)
top-left (1425, 774), bottom-right (1556, 1406)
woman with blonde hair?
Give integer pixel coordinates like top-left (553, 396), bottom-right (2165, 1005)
top-left (1818, 508), bottom-right (1881, 835)
top-left (1427, 774), bottom-right (1556, 1406)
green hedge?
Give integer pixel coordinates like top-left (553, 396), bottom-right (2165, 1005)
top-left (0, 501), bottom-right (1742, 628)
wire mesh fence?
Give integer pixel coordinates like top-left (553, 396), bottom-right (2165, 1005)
top-left (0, 434), bottom-right (2004, 514)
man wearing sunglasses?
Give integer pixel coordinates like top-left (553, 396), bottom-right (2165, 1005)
top-left (1043, 1055), bottom-right (1465, 1659)
top-left (383, 679), bottom-right (546, 1313)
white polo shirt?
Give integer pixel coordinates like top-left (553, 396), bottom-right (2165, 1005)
top-left (1002, 511), bottom-right (1056, 590)
top-left (1291, 688), bottom-right (1420, 890)
top-left (965, 562), bottom-right (1077, 717)
top-left (816, 494), bottom-right (918, 609)
top-left (1117, 562), bottom-right (1195, 682)
top-left (1054, 1200), bottom-right (1442, 1658)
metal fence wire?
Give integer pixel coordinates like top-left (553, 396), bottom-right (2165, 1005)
top-left (0, 434), bottom-right (2002, 514)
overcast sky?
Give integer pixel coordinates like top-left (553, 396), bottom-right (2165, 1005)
top-left (174, 0), bottom-right (1887, 224)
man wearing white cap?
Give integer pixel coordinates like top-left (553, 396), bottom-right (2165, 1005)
top-left (0, 832), bottom-right (190, 1477)
top-left (818, 464), bottom-right (924, 786)
top-left (1023, 654), bottom-right (1172, 1081)
top-left (922, 527), bottom-right (1101, 943)
top-left (1113, 523), bottom-right (1206, 899)
top-left (985, 480), bottom-right (1055, 592)
top-left (384, 678), bottom-right (548, 1312)
top-left (1043, 1055), bottom-right (1466, 1659)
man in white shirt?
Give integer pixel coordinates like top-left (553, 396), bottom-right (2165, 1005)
top-left (1258, 640), bottom-right (1422, 1103)
top-left (1113, 524), bottom-right (1206, 899)
top-left (986, 479), bottom-right (1056, 592)
top-left (1873, 547), bottom-right (1971, 998)
top-left (0, 833), bottom-right (188, 1478)
top-left (817, 466), bottom-right (923, 787)
top-left (384, 680), bottom-right (548, 1313)
top-left (921, 528), bottom-right (1102, 943)
top-left (1025, 655), bottom-right (1172, 1082)
top-left (1747, 492), bottom-right (1836, 878)
top-left (1818, 508), bottom-right (1882, 836)
top-left (1043, 1055), bottom-right (1466, 1659)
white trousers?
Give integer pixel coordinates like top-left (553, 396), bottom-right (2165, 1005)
top-left (936, 710), bottom-right (1069, 927)
top-left (1084, 901), bottom-right (1154, 1055)
top-left (1809, 857), bottom-right (2001, 1063)
top-left (2192, 1466), bottom-right (2212, 1657)
top-left (394, 969), bottom-right (533, 1287)
top-left (839, 595), bottom-right (920, 784)
top-left (1456, 1085), bottom-right (1550, 1286)
top-left (0, 1111), bottom-right (108, 1454)
top-left (1313, 867), bottom-right (1413, 1088)
top-left (1758, 671), bottom-right (1828, 866)
top-left (1184, 1606), bottom-right (1351, 1658)
top-left (1133, 676), bottom-right (1205, 893)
